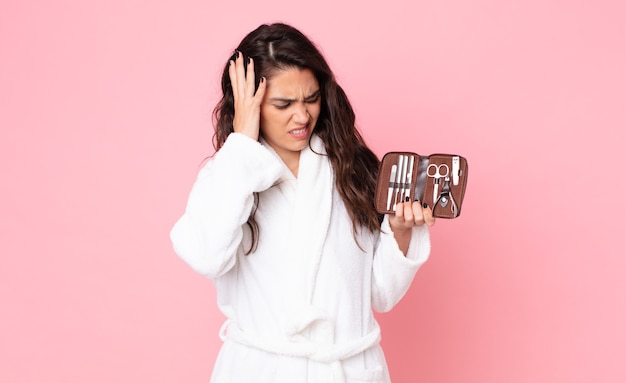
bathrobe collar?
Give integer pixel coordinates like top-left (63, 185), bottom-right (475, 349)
top-left (260, 134), bottom-right (334, 333)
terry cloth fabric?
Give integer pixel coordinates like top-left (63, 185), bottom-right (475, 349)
top-left (221, 135), bottom-right (378, 382)
top-left (170, 132), bottom-right (431, 383)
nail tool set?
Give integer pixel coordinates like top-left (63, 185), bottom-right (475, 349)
top-left (375, 152), bottom-right (468, 219)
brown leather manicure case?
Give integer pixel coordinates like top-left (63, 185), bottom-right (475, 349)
top-left (374, 152), bottom-right (469, 219)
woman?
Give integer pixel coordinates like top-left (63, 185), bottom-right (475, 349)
top-left (170, 23), bottom-right (434, 383)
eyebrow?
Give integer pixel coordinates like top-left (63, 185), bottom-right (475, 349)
top-left (269, 89), bottom-right (321, 103)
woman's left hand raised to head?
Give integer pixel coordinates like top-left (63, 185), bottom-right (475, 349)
top-left (389, 201), bottom-right (435, 255)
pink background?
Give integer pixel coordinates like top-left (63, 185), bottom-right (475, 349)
top-left (2, 0), bottom-right (625, 382)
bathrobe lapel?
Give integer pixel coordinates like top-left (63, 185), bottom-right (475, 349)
top-left (261, 134), bottom-right (334, 336)
top-left (289, 134), bottom-right (333, 302)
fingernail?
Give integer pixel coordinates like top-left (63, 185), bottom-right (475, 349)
top-left (248, 57), bottom-right (253, 64)
top-left (423, 202), bottom-right (428, 209)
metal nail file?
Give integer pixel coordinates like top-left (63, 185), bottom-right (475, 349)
top-left (414, 157), bottom-right (428, 203)
top-left (393, 155), bottom-right (404, 209)
top-left (386, 164), bottom-right (397, 211)
top-left (405, 155), bottom-right (414, 201)
top-left (399, 155), bottom-right (408, 202)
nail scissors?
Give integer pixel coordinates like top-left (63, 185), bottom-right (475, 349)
top-left (427, 163), bottom-right (449, 204)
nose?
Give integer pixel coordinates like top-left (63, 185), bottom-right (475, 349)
top-left (292, 102), bottom-right (310, 124)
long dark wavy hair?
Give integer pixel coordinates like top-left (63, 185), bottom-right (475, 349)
top-left (212, 23), bottom-right (382, 250)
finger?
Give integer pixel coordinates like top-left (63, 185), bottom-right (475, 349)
top-left (412, 201), bottom-right (425, 225)
top-left (421, 202), bottom-right (436, 226)
top-left (403, 202), bottom-right (414, 224)
top-left (254, 76), bottom-right (267, 102)
top-left (245, 57), bottom-right (256, 98)
top-left (393, 202), bottom-right (415, 230)
top-left (228, 59), bottom-right (238, 100)
top-left (394, 201), bottom-right (405, 220)
top-left (235, 51), bottom-right (246, 97)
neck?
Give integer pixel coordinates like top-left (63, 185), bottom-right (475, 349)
top-left (282, 152), bottom-right (300, 177)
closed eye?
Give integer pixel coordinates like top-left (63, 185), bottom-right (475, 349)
top-left (305, 96), bottom-right (320, 104)
top-left (274, 102), bottom-right (291, 110)
top-left (270, 90), bottom-right (320, 109)
top-left (304, 91), bottom-right (321, 104)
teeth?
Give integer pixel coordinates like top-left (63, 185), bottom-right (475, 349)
top-left (291, 128), bottom-right (306, 134)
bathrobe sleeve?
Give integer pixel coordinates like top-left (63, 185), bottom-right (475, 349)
top-left (371, 215), bottom-right (431, 312)
top-left (170, 133), bottom-right (284, 279)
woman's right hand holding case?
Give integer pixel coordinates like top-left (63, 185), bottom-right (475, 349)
top-left (229, 51), bottom-right (267, 141)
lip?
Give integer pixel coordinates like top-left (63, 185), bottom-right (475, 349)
top-left (288, 126), bottom-right (310, 140)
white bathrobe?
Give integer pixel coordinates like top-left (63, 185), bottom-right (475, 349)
top-left (170, 133), bottom-right (431, 383)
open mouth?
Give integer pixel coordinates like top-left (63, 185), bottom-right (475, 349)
top-left (289, 127), bottom-right (309, 139)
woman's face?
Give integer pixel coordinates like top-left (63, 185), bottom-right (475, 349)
top-left (260, 67), bottom-right (321, 170)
